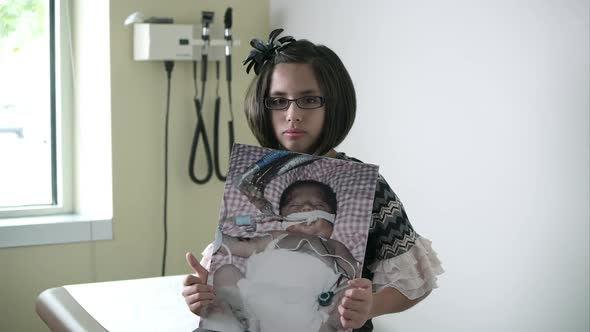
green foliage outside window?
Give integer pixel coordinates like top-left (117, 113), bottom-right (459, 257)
top-left (0, 0), bottom-right (45, 53)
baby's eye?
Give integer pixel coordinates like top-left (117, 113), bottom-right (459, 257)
top-left (311, 201), bottom-right (328, 207)
top-left (286, 203), bottom-right (301, 210)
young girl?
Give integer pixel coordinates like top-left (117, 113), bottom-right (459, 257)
top-left (183, 29), bottom-right (444, 332)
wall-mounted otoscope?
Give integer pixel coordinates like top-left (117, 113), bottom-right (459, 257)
top-left (188, 11), bottom-right (215, 184)
top-left (224, 7), bottom-right (233, 91)
top-left (213, 7), bottom-right (235, 181)
top-left (200, 11), bottom-right (213, 87)
top-left (126, 9), bottom-right (239, 185)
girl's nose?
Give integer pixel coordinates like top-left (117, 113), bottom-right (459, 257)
top-left (286, 102), bottom-right (302, 122)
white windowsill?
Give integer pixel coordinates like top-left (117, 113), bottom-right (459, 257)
top-left (0, 215), bottom-right (112, 248)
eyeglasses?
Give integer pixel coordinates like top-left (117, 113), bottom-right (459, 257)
top-left (264, 96), bottom-right (325, 110)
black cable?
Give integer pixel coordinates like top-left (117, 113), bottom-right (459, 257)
top-left (189, 61), bottom-right (213, 184)
top-left (213, 61), bottom-right (228, 181)
top-left (224, 7), bottom-right (235, 175)
top-left (192, 60), bottom-right (198, 97)
top-left (162, 60), bottom-right (174, 276)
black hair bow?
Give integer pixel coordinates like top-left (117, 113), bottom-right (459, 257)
top-left (243, 28), bottom-right (296, 75)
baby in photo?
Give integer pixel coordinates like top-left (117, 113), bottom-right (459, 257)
top-left (211, 179), bottom-right (359, 332)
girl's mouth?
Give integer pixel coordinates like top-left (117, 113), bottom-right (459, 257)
top-left (284, 128), bottom-right (306, 137)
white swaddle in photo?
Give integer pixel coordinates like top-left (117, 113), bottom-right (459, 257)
top-left (237, 246), bottom-right (340, 332)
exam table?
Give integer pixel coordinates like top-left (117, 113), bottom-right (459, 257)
top-left (35, 275), bottom-right (201, 331)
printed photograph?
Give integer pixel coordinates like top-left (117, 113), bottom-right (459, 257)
top-left (199, 144), bottom-right (379, 332)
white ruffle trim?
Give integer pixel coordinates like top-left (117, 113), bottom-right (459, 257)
top-left (370, 236), bottom-right (444, 300)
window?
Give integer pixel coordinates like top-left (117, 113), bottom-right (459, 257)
top-left (0, 0), bottom-right (69, 218)
top-left (0, 0), bottom-right (112, 248)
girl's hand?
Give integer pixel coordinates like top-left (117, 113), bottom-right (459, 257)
top-left (182, 252), bottom-right (216, 316)
top-left (338, 278), bottom-right (374, 329)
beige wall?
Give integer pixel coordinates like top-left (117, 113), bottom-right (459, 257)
top-left (0, 0), bottom-right (268, 330)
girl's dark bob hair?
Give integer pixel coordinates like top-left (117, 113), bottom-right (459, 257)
top-left (244, 39), bottom-right (356, 156)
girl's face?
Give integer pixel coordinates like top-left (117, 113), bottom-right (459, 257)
top-left (269, 63), bottom-right (325, 154)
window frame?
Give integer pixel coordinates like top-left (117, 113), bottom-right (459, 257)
top-left (0, 0), bottom-right (112, 248)
top-left (0, 0), bottom-right (72, 219)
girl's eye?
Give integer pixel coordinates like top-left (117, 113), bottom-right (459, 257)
top-left (269, 98), bottom-right (286, 106)
top-left (303, 97), bottom-right (319, 105)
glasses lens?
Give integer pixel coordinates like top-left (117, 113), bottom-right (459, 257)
top-left (297, 96), bottom-right (323, 109)
top-left (265, 97), bottom-right (288, 110)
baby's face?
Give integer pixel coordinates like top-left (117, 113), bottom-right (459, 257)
top-left (281, 184), bottom-right (334, 238)
top-left (281, 184), bottom-right (333, 215)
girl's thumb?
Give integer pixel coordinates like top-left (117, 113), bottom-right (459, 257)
top-left (185, 252), bottom-right (208, 279)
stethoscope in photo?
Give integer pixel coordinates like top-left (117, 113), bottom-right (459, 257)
top-left (189, 8), bottom-right (235, 184)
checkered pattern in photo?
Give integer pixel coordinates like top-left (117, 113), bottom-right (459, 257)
top-left (209, 144), bottom-right (379, 276)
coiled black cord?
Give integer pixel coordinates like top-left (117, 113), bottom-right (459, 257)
top-left (189, 61), bottom-right (213, 184)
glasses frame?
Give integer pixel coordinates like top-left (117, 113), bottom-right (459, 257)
top-left (264, 96), bottom-right (326, 111)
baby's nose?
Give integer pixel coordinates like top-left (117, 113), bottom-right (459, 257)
top-left (300, 204), bottom-right (313, 212)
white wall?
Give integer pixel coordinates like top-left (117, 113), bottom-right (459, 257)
top-left (271, 1), bottom-right (589, 331)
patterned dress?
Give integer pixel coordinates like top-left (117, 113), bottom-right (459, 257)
top-left (335, 153), bottom-right (442, 332)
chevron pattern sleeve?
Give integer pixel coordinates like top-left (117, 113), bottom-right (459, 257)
top-left (364, 175), bottom-right (444, 300)
top-left (368, 174), bottom-right (418, 260)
